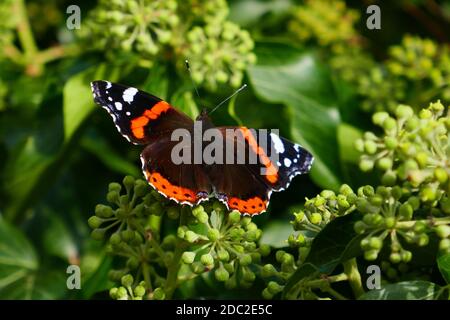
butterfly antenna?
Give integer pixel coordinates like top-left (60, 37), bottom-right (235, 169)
top-left (185, 59), bottom-right (201, 100)
top-left (209, 84), bottom-right (247, 115)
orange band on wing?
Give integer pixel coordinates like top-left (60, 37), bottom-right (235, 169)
top-left (146, 170), bottom-right (198, 203)
top-left (239, 127), bottom-right (279, 184)
top-left (130, 101), bottom-right (170, 139)
top-left (228, 196), bottom-right (268, 215)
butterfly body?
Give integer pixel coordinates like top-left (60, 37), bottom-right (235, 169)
top-left (91, 80), bottom-right (313, 215)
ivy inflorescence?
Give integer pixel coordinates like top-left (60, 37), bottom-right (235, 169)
top-left (81, 0), bottom-right (255, 91)
top-left (88, 176), bottom-right (269, 300)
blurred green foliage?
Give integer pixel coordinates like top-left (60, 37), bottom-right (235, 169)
top-left (0, 0), bottom-right (450, 300)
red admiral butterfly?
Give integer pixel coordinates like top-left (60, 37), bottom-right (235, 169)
top-left (91, 80), bottom-right (313, 215)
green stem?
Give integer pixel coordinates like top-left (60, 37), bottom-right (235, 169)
top-left (142, 262), bottom-right (153, 292)
top-left (324, 287), bottom-right (348, 300)
top-left (15, 0), bottom-right (38, 58)
top-left (163, 207), bottom-right (189, 299)
top-left (343, 258), bottom-right (365, 298)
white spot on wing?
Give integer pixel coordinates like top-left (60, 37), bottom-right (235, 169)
top-left (123, 87), bottom-right (138, 104)
top-left (294, 144), bottom-right (300, 152)
top-left (270, 133), bottom-right (285, 153)
top-left (106, 81), bottom-right (112, 89)
top-left (293, 158), bottom-right (298, 163)
top-left (126, 111), bottom-right (131, 116)
top-left (115, 102), bottom-right (123, 110)
top-left (108, 97), bottom-right (113, 101)
top-left (276, 161), bottom-right (281, 167)
top-left (284, 158), bottom-right (292, 167)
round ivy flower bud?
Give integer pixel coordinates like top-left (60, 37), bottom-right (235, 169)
top-left (359, 158), bottom-right (374, 171)
top-left (364, 140), bottom-right (377, 155)
top-left (435, 225), bottom-right (450, 239)
top-left (107, 191), bottom-right (120, 203)
top-left (134, 285), bottom-right (146, 298)
top-left (88, 216), bottom-right (104, 229)
top-left (395, 105), bottom-right (414, 119)
top-left (217, 249), bottom-right (230, 262)
top-left (354, 221), bottom-right (367, 234)
top-left (121, 230), bottom-right (135, 242)
top-left (123, 176), bottom-right (135, 190)
top-left (95, 204), bottom-right (114, 218)
top-left (207, 228), bottom-right (221, 241)
top-left (239, 254), bottom-right (252, 266)
top-left (439, 239), bottom-right (450, 251)
top-left (434, 168), bottom-right (448, 184)
top-left (109, 287), bottom-right (119, 299)
top-left (381, 171), bottom-right (397, 186)
top-left (416, 234), bottom-right (429, 247)
top-left (108, 182), bottom-right (121, 193)
top-left (116, 287), bottom-right (128, 300)
top-left (401, 250), bottom-right (412, 262)
top-left (267, 281), bottom-right (283, 295)
top-left (262, 288), bottom-right (274, 300)
top-left (182, 251), bottom-right (196, 264)
top-left (184, 230), bottom-right (199, 243)
top-left (228, 210), bottom-right (241, 224)
top-left (399, 203), bottom-right (413, 220)
top-left (310, 213), bottom-right (322, 225)
top-left (385, 217), bottom-right (396, 229)
top-left (215, 266), bottom-right (229, 282)
top-left (91, 228), bottom-right (106, 240)
top-left (259, 244), bottom-right (271, 257)
top-left (153, 288), bottom-right (165, 300)
top-left (261, 264), bottom-right (277, 278)
top-left (110, 232), bottom-right (122, 245)
top-left (191, 261), bottom-right (205, 274)
top-left (373, 112), bottom-right (389, 126)
top-left (200, 253), bottom-right (214, 267)
top-left (364, 249), bottom-right (378, 261)
top-left (275, 250), bottom-right (286, 263)
top-left (369, 237), bottom-right (383, 250)
top-left (121, 274), bottom-right (134, 287)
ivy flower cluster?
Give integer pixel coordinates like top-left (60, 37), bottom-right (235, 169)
top-left (358, 36), bottom-right (450, 112)
top-left (82, 0), bottom-right (255, 90)
top-left (84, 0), bottom-right (179, 57)
top-left (288, 0), bottom-right (371, 84)
top-left (88, 176), bottom-right (269, 300)
top-left (0, 0), bottom-right (15, 52)
top-left (357, 101), bottom-right (450, 198)
top-left (185, 23), bottom-right (256, 90)
top-left (288, 0), bottom-right (360, 52)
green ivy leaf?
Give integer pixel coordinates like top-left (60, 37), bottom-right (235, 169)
top-left (42, 213), bottom-right (78, 263)
top-left (229, 0), bottom-right (293, 27)
top-left (260, 221), bottom-right (292, 248)
top-left (171, 87), bottom-right (199, 120)
top-left (0, 218), bottom-right (65, 299)
top-left (337, 123), bottom-right (362, 164)
top-left (358, 281), bottom-right (439, 300)
top-left (248, 41), bottom-right (343, 190)
top-left (437, 253), bottom-right (450, 284)
top-left (77, 255), bottom-right (113, 299)
top-left (0, 217), bottom-right (38, 293)
top-left (283, 212), bottom-right (363, 296)
top-left (63, 64), bottom-right (120, 141)
top-left (81, 136), bottom-right (140, 177)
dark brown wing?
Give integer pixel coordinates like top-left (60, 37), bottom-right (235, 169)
top-left (141, 134), bottom-right (211, 205)
top-left (91, 80), bottom-right (194, 144)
